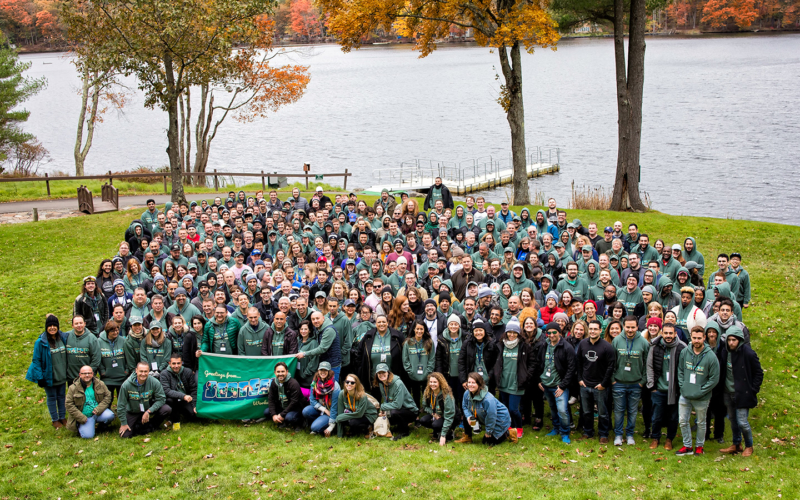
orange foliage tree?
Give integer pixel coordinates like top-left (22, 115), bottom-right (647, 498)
top-left (290, 0), bottom-right (325, 38)
top-left (316, 0), bottom-right (560, 205)
top-left (702, 0), bottom-right (758, 27)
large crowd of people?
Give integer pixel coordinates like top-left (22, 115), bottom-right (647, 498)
top-left (26, 181), bottom-right (763, 455)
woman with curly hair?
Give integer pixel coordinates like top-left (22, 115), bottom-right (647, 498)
top-left (420, 372), bottom-right (457, 445)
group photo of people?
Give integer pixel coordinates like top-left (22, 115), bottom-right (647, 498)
top-left (25, 181), bottom-right (763, 456)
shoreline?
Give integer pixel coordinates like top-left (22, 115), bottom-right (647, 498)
top-left (16, 29), bottom-right (800, 55)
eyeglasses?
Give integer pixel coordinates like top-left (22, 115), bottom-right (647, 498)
top-left (344, 380), bottom-right (356, 386)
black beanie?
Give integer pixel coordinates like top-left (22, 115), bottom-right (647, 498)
top-left (45, 315), bottom-right (60, 330)
top-left (439, 291), bottom-right (451, 303)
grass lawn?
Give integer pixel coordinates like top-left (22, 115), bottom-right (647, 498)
top-left (1, 200), bottom-right (798, 499)
top-left (0, 180), bottom-right (346, 203)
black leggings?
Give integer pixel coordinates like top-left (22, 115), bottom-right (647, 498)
top-left (388, 408), bottom-right (417, 435)
top-left (419, 413), bottom-right (453, 439)
top-left (640, 387), bottom-right (652, 432)
top-left (340, 417), bottom-right (372, 436)
top-left (706, 397), bottom-right (726, 440)
top-left (406, 380), bottom-right (425, 410)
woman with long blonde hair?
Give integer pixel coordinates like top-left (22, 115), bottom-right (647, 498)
top-left (420, 372), bottom-right (456, 446)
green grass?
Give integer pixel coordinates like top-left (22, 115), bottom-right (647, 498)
top-left (1, 201), bottom-right (799, 499)
top-left (0, 180), bottom-right (345, 203)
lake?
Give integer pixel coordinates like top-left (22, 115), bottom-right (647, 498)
top-left (19, 34), bottom-right (800, 225)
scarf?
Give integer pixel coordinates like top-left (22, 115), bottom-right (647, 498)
top-left (503, 337), bottom-right (520, 349)
top-left (129, 329), bottom-right (145, 341)
top-left (661, 336), bottom-right (681, 405)
top-left (713, 313), bottom-right (736, 330)
top-left (149, 334), bottom-right (164, 348)
top-left (313, 376), bottom-right (336, 409)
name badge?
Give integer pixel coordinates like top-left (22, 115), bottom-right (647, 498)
top-left (417, 365), bottom-right (424, 375)
top-left (112, 361), bottom-right (118, 368)
top-left (220, 345), bottom-right (226, 352)
top-left (689, 373), bottom-right (697, 384)
top-left (380, 354), bottom-right (387, 362)
top-left (151, 362), bottom-right (158, 371)
top-left (665, 372), bottom-right (669, 381)
top-left (624, 363), bottom-right (631, 372)
top-left (139, 403), bottom-right (146, 412)
top-left (94, 313), bottom-right (100, 321)
top-left (545, 371), bottom-right (551, 377)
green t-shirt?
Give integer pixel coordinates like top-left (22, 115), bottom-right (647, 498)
top-left (725, 356), bottom-right (734, 393)
top-left (82, 383), bottom-right (99, 418)
top-left (499, 345), bottom-right (522, 395)
top-left (540, 343), bottom-right (561, 387)
top-left (272, 331), bottom-right (285, 356)
top-left (370, 332), bottom-right (392, 376)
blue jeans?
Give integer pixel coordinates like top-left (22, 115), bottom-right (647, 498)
top-left (650, 390), bottom-right (678, 441)
top-left (499, 392), bottom-right (523, 428)
top-left (332, 365), bottom-right (341, 384)
top-left (724, 392), bottom-right (753, 448)
top-left (303, 396), bottom-right (339, 434)
top-left (78, 409), bottom-right (116, 438)
top-left (44, 384), bottom-right (66, 422)
top-left (579, 386), bottom-right (609, 438)
top-left (678, 396), bottom-right (709, 449)
top-left (612, 383), bottom-right (641, 438)
top-left (543, 386), bottom-right (570, 435)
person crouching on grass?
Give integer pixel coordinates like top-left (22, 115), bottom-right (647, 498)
top-left (419, 372), bottom-right (457, 446)
top-left (460, 372), bottom-right (514, 447)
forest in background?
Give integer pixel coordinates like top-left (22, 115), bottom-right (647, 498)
top-left (1, 0), bottom-right (798, 52)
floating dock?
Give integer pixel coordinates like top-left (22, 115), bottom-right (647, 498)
top-left (363, 147), bottom-right (560, 195)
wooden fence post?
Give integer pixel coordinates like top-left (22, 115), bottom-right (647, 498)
top-left (261, 170), bottom-right (265, 190)
top-left (108, 170), bottom-right (113, 185)
top-left (45, 173), bottom-right (50, 197)
top-left (163, 175), bottom-right (168, 194)
top-left (32, 208), bottom-right (38, 222)
top-left (214, 169), bottom-right (219, 191)
top-left (344, 169), bottom-right (348, 190)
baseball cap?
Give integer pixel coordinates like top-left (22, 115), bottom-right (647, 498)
top-left (604, 226), bottom-right (612, 233)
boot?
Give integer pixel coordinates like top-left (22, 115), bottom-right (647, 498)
top-left (649, 439), bottom-right (659, 449)
top-left (508, 427), bottom-right (518, 444)
top-left (742, 447), bottom-right (754, 457)
top-left (59, 419), bottom-right (67, 427)
top-left (52, 420), bottom-right (63, 430)
top-left (455, 434), bottom-right (473, 444)
top-left (720, 444), bottom-right (743, 454)
top-left (664, 438), bottom-right (673, 451)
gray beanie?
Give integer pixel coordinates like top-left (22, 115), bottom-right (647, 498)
top-left (448, 313), bottom-right (461, 325)
top-left (505, 316), bottom-right (521, 333)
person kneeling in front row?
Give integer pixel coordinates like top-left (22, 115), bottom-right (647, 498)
top-left (419, 372), bottom-right (457, 446)
top-left (66, 366), bottom-right (116, 438)
top-left (265, 362), bottom-right (306, 429)
top-left (118, 362), bottom-right (171, 438)
top-left (374, 363), bottom-right (419, 441)
top-left (461, 372), bottom-right (513, 447)
top-left (159, 353), bottom-right (198, 423)
top-left (303, 362), bottom-right (340, 436)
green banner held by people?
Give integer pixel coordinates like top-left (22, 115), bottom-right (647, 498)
top-left (197, 354), bottom-right (298, 420)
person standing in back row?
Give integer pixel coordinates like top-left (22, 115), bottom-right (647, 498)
top-left (423, 177), bottom-right (454, 211)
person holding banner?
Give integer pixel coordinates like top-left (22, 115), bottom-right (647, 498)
top-left (262, 312), bottom-right (298, 356)
top-left (266, 362), bottom-right (306, 429)
top-left (336, 374), bottom-right (378, 438)
top-left (374, 363), bottom-right (419, 441)
top-left (296, 312), bottom-right (341, 382)
top-left (198, 306), bottom-right (241, 356)
top-left (303, 362), bottom-right (340, 436)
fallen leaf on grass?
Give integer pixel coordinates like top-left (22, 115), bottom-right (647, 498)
top-left (144, 451), bottom-right (153, 457)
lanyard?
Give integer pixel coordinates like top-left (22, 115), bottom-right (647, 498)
top-left (476, 343), bottom-right (484, 365)
top-left (430, 392), bottom-right (437, 412)
top-left (378, 332), bottom-right (388, 351)
top-left (346, 392), bottom-right (355, 411)
top-left (626, 337), bottom-right (634, 358)
top-left (414, 339), bottom-right (424, 364)
top-left (690, 352), bottom-right (707, 372)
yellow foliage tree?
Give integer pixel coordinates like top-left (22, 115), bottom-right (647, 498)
top-left (316, 0), bottom-right (560, 204)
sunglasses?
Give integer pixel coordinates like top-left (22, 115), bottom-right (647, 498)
top-left (344, 380), bottom-right (356, 386)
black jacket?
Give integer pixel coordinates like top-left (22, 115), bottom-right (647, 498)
top-left (459, 312), bottom-right (486, 339)
top-left (181, 331), bottom-right (199, 373)
top-left (261, 327), bottom-right (298, 356)
top-left (354, 328), bottom-right (404, 385)
top-left (423, 184), bottom-right (454, 211)
top-left (74, 293), bottom-right (109, 334)
top-left (267, 377), bottom-right (306, 417)
top-left (534, 337), bottom-right (576, 391)
top-left (458, 337), bottom-right (500, 384)
top-left (416, 312), bottom-right (447, 343)
top-left (715, 343), bottom-right (764, 409)
top-left (493, 340), bottom-right (536, 389)
top-left (575, 338), bottom-right (616, 388)
top-left (159, 367), bottom-right (198, 408)
top-left (256, 299), bottom-right (277, 324)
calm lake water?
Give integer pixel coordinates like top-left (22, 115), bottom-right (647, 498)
top-left (19, 34), bottom-right (800, 225)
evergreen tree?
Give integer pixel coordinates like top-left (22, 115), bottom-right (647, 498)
top-left (0, 36), bottom-right (46, 163)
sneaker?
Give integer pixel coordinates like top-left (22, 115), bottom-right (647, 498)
top-left (694, 447), bottom-right (704, 456)
top-left (309, 431), bottom-right (317, 436)
top-left (568, 396), bottom-right (578, 405)
top-left (253, 417), bottom-right (267, 423)
top-left (716, 437), bottom-right (726, 444)
top-left (675, 446), bottom-right (694, 456)
top-left (562, 435), bottom-right (571, 444)
top-left (627, 436), bottom-right (636, 446)
top-left (545, 429), bottom-right (559, 437)
top-left (614, 436), bottom-right (623, 446)
top-left (517, 428), bottom-right (524, 439)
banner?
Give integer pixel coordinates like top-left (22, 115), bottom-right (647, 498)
top-left (196, 353), bottom-right (298, 420)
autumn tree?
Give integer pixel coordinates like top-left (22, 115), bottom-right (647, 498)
top-left (701, 0), bottom-right (758, 27)
top-left (291, 0), bottom-right (325, 39)
top-left (316, 0), bottom-right (560, 205)
top-left (61, 0), bottom-right (280, 203)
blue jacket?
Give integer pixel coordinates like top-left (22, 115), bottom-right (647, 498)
top-left (26, 331), bottom-right (68, 388)
top-left (462, 387), bottom-right (511, 439)
top-left (309, 381), bottom-right (340, 426)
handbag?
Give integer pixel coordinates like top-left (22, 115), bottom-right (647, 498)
top-left (373, 415), bottom-right (392, 438)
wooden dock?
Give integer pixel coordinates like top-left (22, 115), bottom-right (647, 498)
top-left (363, 147), bottom-right (560, 195)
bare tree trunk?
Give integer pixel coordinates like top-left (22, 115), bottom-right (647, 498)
top-left (74, 69), bottom-right (102, 176)
top-left (498, 42), bottom-right (530, 206)
top-left (610, 0), bottom-right (647, 212)
top-left (164, 54), bottom-right (186, 204)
